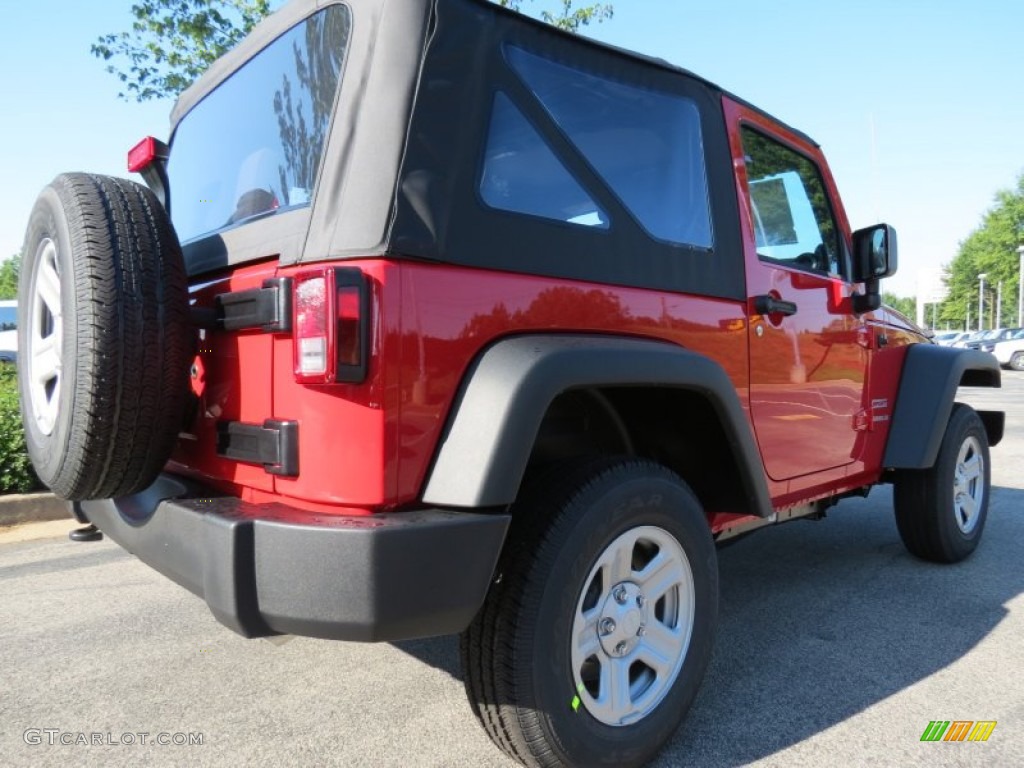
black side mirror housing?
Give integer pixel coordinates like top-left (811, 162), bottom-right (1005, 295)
top-left (852, 224), bottom-right (898, 282)
top-left (851, 224), bottom-right (898, 314)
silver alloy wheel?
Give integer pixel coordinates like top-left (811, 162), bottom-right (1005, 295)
top-left (570, 525), bottom-right (695, 727)
top-left (27, 237), bottom-right (62, 436)
top-left (953, 435), bottom-right (985, 534)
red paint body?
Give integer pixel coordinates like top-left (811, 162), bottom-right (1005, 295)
top-left (170, 94), bottom-right (925, 532)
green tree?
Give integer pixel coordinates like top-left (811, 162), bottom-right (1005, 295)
top-left (92, 0), bottom-right (272, 102)
top-left (95, 0), bottom-right (614, 102)
top-left (882, 292), bottom-right (915, 320)
top-left (939, 173), bottom-right (1024, 330)
top-left (498, 0), bottom-right (614, 32)
top-left (0, 255), bottom-right (19, 300)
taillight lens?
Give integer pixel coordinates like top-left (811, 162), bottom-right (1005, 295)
top-left (293, 268), bottom-right (369, 384)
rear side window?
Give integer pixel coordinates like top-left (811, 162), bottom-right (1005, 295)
top-left (503, 46), bottom-right (713, 248)
top-left (481, 93), bottom-right (608, 228)
top-left (168, 5), bottom-right (351, 243)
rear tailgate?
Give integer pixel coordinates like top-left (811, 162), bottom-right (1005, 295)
top-left (171, 261), bottom-right (278, 493)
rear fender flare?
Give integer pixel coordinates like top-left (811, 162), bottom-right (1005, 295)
top-left (422, 335), bottom-right (773, 517)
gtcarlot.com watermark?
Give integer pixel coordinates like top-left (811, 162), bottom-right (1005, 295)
top-left (24, 729), bottom-right (204, 747)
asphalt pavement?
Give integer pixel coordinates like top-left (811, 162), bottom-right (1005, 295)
top-left (1, 374), bottom-right (1022, 767)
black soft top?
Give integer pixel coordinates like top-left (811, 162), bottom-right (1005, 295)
top-left (172, 0), bottom-right (810, 300)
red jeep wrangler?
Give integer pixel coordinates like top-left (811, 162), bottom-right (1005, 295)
top-left (18, 0), bottom-right (1004, 765)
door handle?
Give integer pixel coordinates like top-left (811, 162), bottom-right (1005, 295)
top-left (753, 295), bottom-right (798, 317)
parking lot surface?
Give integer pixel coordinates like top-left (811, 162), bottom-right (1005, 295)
top-left (2, 373), bottom-right (1021, 767)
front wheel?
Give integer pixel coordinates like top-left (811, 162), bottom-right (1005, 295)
top-left (460, 459), bottom-right (718, 768)
top-left (893, 404), bottom-right (991, 563)
top-left (1009, 351), bottom-right (1024, 372)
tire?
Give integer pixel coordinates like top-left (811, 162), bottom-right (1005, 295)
top-left (893, 404), bottom-right (990, 563)
top-left (460, 458), bottom-right (718, 768)
top-left (1010, 351), bottom-right (1024, 372)
top-left (17, 173), bottom-right (190, 500)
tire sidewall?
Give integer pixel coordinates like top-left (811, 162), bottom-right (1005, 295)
top-left (1010, 352), bottom-right (1024, 371)
top-left (18, 184), bottom-right (78, 487)
top-left (933, 406), bottom-right (990, 558)
top-left (530, 471), bottom-right (718, 767)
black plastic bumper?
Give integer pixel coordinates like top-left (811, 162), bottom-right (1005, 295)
top-left (78, 475), bottom-right (510, 642)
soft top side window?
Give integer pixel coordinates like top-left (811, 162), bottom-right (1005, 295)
top-left (740, 127), bottom-right (844, 277)
top-left (504, 46), bottom-right (713, 249)
top-left (480, 92), bottom-right (608, 228)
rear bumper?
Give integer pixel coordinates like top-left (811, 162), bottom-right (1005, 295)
top-left (78, 475), bottom-right (509, 642)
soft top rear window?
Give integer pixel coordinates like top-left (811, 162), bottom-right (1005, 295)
top-left (167, 5), bottom-right (351, 244)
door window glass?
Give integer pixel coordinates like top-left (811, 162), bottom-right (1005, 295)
top-left (741, 127), bottom-right (842, 276)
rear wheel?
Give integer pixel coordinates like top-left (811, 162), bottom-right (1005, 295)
top-left (18, 173), bottom-right (190, 500)
top-left (461, 458), bottom-right (717, 767)
top-left (1010, 351), bottom-right (1024, 371)
top-left (893, 404), bottom-right (990, 563)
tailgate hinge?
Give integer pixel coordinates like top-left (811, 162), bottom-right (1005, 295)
top-left (192, 277), bottom-right (293, 332)
top-left (216, 419), bottom-right (299, 476)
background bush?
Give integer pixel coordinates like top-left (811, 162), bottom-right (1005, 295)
top-left (0, 364), bottom-right (41, 493)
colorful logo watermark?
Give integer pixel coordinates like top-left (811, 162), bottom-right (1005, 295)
top-left (920, 721), bottom-right (996, 742)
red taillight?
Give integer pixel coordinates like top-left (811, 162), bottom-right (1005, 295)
top-left (127, 136), bottom-right (163, 173)
top-left (295, 273), bottom-right (331, 378)
top-left (293, 268), bottom-right (368, 384)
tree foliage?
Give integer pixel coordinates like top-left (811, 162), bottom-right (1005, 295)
top-left (0, 256), bottom-right (19, 300)
top-left (95, 0), bottom-right (614, 102)
top-left (939, 174), bottom-right (1024, 330)
top-left (882, 292), bottom-right (915, 320)
top-left (92, 0), bottom-right (272, 101)
top-left (497, 0), bottom-right (614, 32)
top-left (0, 366), bottom-right (40, 494)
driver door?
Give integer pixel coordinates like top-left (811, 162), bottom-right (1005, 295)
top-left (728, 106), bottom-right (869, 483)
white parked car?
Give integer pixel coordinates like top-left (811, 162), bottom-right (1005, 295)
top-left (992, 330), bottom-right (1024, 371)
top-left (0, 300), bottom-right (16, 364)
top-left (933, 330), bottom-right (969, 347)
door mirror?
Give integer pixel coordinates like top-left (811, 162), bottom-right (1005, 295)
top-left (851, 224), bottom-right (897, 314)
top-left (852, 224), bottom-right (898, 282)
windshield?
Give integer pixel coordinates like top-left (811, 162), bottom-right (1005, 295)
top-left (167, 5), bottom-right (351, 243)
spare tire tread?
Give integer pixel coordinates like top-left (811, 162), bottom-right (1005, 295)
top-left (20, 173), bottom-right (190, 500)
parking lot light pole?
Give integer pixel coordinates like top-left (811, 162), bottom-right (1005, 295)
top-left (978, 273), bottom-right (987, 332)
top-left (1018, 245), bottom-right (1024, 328)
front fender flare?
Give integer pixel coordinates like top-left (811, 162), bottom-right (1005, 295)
top-left (883, 344), bottom-right (1002, 469)
top-left (422, 335), bottom-right (773, 516)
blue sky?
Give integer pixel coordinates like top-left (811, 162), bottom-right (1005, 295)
top-left (2, 0), bottom-right (1023, 299)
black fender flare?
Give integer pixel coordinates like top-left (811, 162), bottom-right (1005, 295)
top-left (883, 344), bottom-right (1003, 469)
top-left (422, 334), bottom-right (773, 516)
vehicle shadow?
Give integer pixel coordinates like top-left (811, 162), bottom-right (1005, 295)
top-left (393, 484), bottom-right (1024, 766)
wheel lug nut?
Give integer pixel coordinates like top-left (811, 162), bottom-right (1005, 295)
top-left (599, 618), bottom-right (616, 636)
top-left (613, 586), bottom-right (628, 605)
top-left (637, 624), bottom-right (646, 638)
top-left (636, 595), bottom-right (646, 609)
top-left (614, 641), bottom-right (628, 656)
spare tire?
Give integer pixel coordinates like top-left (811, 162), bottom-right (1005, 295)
top-left (18, 173), bottom-right (191, 500)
